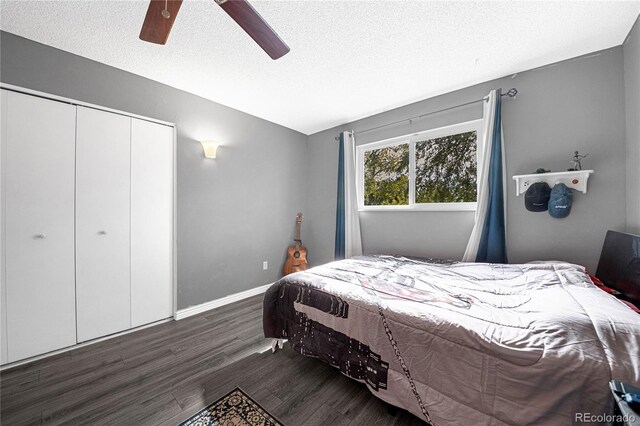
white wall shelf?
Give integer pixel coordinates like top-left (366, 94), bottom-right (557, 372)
top-left (512, 170), bottom-right (594, 196)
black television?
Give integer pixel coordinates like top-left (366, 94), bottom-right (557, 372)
top-left (596, 230), bottom-right (640, 307)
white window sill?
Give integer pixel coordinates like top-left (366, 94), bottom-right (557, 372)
top-left (359, 202), bottom-right (477, 212)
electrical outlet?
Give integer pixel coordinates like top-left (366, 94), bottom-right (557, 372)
top-left (263, 261), bottom-right (268, 270)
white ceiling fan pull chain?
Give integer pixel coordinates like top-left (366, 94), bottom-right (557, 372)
top-left (161, 0), bottom-right (170, 19)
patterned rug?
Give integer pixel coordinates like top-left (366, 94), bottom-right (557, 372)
top-left (178, 387), bottom-right (282, 426)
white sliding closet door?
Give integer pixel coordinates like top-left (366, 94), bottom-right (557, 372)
top-left (1, 90), bottom-right (7, 364)
top-left (2, 90), bottom-right (77, 362)
top-left (76, 107), bottom-right (131, 342)
top-left (130, 118), bottom-right (174, 327)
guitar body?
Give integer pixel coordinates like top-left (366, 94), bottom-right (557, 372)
top-left (283, 212), bottom-right (309, 275)
top-left (283, 244), bottom-right (308, 275)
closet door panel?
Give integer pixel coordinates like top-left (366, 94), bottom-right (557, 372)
top-left (131, 119), bottom-right (174, 327)
top-left (130, 119), bottom-right (174, 327)
top-left (1, 90), bottom-right (8, 364)
top-left (3, 90), bottom-right (77, 362)
top-left (76, 107), bottom-right (131, 342)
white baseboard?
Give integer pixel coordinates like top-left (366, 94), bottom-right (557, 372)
top-left (0, 317), bottom-right (173, 371)
top-left (174, 283), bottom-right (272, 320)
top-left (1, 285), bottom-right (272, 369)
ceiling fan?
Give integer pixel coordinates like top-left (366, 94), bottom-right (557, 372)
top-left (139, 0), bottom-right (290, 60)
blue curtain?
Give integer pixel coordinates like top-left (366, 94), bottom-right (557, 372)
top-left (476, 91), bottom-right (508, 263)
top-left (334, 133), bottom-right (345, 259)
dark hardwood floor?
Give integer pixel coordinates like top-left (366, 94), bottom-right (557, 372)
top-left (0, 294), bottom-right (424, 425)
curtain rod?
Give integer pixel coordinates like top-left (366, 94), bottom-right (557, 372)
top-left (335, 88), bottom-right (518, 141)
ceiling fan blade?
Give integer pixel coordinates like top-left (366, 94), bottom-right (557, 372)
top-left (139, 0), bottom-right (184, 45)
top-left (215, 0), bottom-right (290, 60)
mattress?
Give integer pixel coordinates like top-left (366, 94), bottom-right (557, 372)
top-left (262, 255), bottom-right (640, 425)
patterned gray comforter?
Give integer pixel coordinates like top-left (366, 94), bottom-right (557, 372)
top-left (263, 255), bottom-right (640, 425)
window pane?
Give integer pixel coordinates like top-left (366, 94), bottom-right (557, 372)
top-left (415, 131), bottom-right (477, 203)
top-left (364, 144), bottom-right (409, 206)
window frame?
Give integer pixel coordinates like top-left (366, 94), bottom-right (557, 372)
top-left (356, 119), bottom-right (483, 212)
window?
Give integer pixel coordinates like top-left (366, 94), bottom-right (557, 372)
top-left (357, 120), bottom-right (482, 211)
top-left (364, 144), bottom-right (409, 206)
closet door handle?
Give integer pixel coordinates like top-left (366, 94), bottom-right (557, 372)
top-left (35, 233), bottom-right (47, 239)
top-left (98, 230), bottom-right (107, 235)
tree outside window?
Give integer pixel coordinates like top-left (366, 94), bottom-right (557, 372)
top-left (364, 144), bottom-right (409, 206)
top-left (415, 131), bottom-right (477, 203)
top-left (359, 121), bottom-right (480, 210)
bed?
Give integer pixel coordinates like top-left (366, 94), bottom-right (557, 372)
top-left (262, 253), bottom-right (640, 425)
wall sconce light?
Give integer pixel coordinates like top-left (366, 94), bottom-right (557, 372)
top-left (199, 140), bottom-right (220, 159)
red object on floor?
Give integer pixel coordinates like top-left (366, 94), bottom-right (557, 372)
top-left (589, 274), bottom-right (640, 313)
top-left (588, 274), bottom-right (603, 286)
top-left (621, 300), bottom-right (640, 314)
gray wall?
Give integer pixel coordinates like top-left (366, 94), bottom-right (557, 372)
top-left (0, 31), bottom-right (308, 310)
top-left (306, 47), bottom-right (628, 272)
top-left (624, 17), bottom-right (640, 234)
top-left (1, 28), bottom-right (635, 308)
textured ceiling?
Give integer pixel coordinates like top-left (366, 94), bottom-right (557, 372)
top-left (1, 1), bottom-right (638, 134)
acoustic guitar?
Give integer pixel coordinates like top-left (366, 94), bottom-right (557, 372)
top-left (283, 213), bottom-right (308, 276)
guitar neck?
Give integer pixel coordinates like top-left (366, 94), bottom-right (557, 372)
top-left (295, 220), bottom-right (301, 243)
top-left (295, 213), bottom-right (302, 244)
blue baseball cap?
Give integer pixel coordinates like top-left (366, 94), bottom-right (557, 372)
top-left (548, 183), bottom-right (573, 218)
